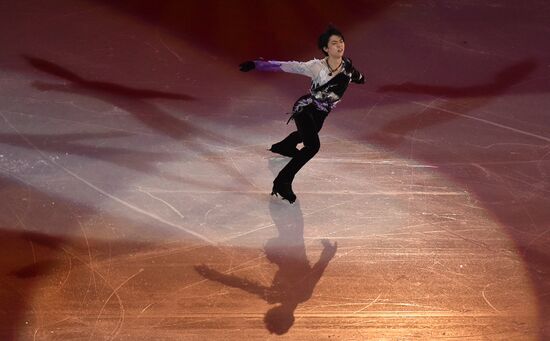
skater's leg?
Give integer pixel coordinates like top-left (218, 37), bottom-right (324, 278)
top-left (278, 131), bottom-right (302, 147)
top-left (270, 131), bottom-right (301, 157)
top-left (276, 112), bottom-right (325, 182)
top-left (271, 110), bottom-right (326, 203)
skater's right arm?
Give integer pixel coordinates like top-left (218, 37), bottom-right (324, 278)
top-left (239, 59), bottom-right (319, 79)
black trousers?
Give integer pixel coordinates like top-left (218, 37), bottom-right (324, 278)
top-left (275, 107), bottom-right (328, 183)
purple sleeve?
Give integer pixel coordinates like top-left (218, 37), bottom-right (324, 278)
top-left (253, 60), bottom-right (283, 72)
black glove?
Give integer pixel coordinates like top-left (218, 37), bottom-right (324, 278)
top-left (239, 61), bottom-right (255, 72)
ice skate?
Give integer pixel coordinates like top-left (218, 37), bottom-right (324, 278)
top-left (271, 179), bottom-right (296, 203)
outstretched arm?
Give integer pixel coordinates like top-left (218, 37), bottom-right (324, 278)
top-left (239, 59), bottom-right (317, 78)
top-left (240, 60), bottom-right (284, 72)
top-left (309, 239), bottom-right (338, 281)
top-left (194, 264), bottom-right (269, 298)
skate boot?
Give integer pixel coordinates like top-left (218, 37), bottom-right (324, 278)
top-left (271, 179), bottom-right (296, 203)
top-left (269, 142), bottom-right (299, 158)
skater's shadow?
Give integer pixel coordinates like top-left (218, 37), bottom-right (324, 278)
top-left (194, 199), bottom-right (337, 335)
top-left (0, 131), bottom-right (179, 174)
top-left (22, 54), bottom-right (241, 147)
top-left (377, 59), bottom-right (537, 98)
top-left (0, 174), bottom-right (159, 340)
top-left (370, 59), bottom-right (537, 147)
top-left (22, 54), bottom-right (200, 140)
top-left (267, 156), bottom-right (290, 178)
top-left (18, 55), bottom-right (256, 190)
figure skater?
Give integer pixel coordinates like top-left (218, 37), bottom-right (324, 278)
top-left (239, 26), bottom-right (365, 203)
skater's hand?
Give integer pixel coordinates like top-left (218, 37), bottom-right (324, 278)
top-left (194, 264), bottom-right (208, 275)
top-left (239, 61), bottom-right (255, 72)
top-left (321, 239), bottom-right (338, 258)
top-left (194, 264), bottom-right (218, 278)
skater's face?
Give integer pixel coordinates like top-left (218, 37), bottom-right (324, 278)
top-left (324, 35), bottom-right (345, 58)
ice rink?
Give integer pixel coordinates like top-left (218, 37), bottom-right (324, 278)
top-left (1, 1), bottom-right (549, 339)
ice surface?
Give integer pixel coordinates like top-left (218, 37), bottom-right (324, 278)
top-left (0, 0), bottom-right (549, 339)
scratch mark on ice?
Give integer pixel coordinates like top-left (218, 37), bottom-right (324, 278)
top-left (138, 187), bottom-right (185, 219)
top-left (157, 31), bottom-right (184, 63)
top-left (482, 283), bottom-right (501, 313)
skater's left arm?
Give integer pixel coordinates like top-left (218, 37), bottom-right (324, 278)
top-left (344, 58), bottom-right (365, 84)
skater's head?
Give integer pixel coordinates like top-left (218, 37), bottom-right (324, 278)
top-left (264, 303), bottom-right (296, 335)
top-left (318, 25), bottom-right (345, 58)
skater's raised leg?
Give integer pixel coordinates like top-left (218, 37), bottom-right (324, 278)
top-left (270, 131), bottom-right (301, 158)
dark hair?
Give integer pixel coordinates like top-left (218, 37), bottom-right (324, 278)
top-left (318, 25), bottom-right (345, 56)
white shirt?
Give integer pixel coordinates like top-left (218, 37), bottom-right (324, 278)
top-left (278, 58), bottom-right (338, 88)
